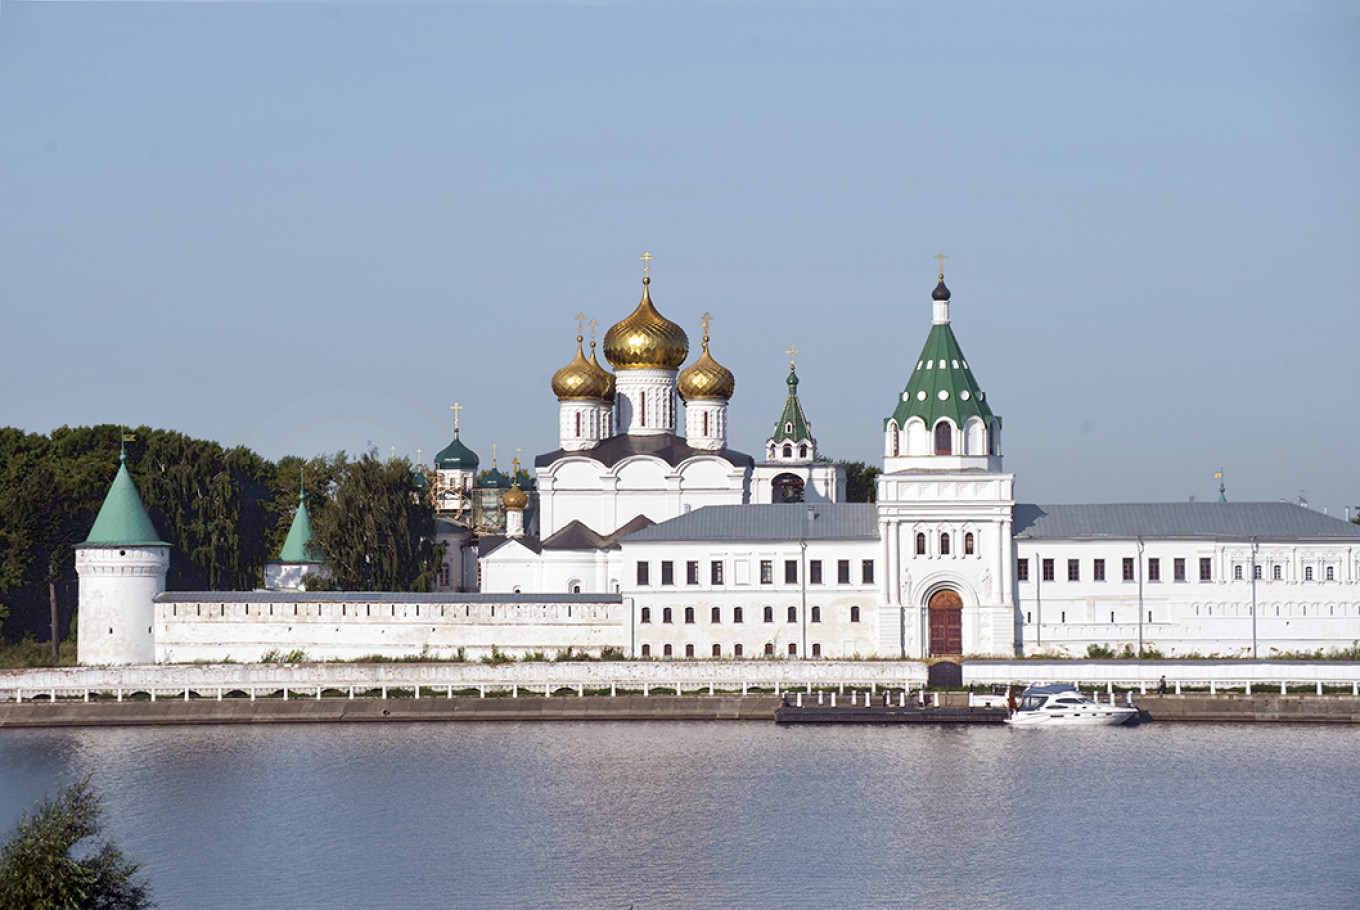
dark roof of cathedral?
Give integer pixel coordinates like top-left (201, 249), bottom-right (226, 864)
top-left (623, 503), bottom-right (879, 543)
top-left (535, 434), bottom-right (753, 469)
top-left (481, 514), bottom-right (657, 558)
top-left (1014, 502), bottom-right (1360, 540)
top-left (477, 534), bottom-right (542, 557)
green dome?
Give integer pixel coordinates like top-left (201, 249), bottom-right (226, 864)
top-left (480, 467), bottom-right (510, 489)
top-left (435, 432), bottom-right (479, 470)
top-left (83, 455), bottom-right (169, 547)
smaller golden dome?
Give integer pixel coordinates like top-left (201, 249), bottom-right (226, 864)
top-left (678, 319), bottom-right (735, 401)
top-left (603, 278), bottom-right (689, 371)
top-left (589, 342), bottom-right (616, 401)
top-left (551, 335), bottom-right (614, 401)
top-left (503, 482), bottom-right (528, 511)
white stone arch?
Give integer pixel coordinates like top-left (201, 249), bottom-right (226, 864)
top-left (916, 572), bottom-right (980, 609)
top-left (904, 417), bottom-right (928, 456)
top-left (963, 416), bottom-right (986, 455)
top-left (610, 456), bottom-right (671, 490)
top-left (566, 577), bottom-right (583, 594)
top-left (885, 420), bottom-right (900, 457)
top-left (932, 417), bottom-right (959, 456)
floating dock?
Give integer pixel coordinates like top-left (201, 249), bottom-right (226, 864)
top-left (775, 704), bottom-right (1008, 725)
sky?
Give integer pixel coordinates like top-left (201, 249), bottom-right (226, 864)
top-left (1, 0), bottom-right (1357, 516)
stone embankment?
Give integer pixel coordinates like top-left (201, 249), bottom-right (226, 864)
top-left (1133, 693), bottom-right (1360, 723)
top-left (0, 695), bottom-right (780, 728)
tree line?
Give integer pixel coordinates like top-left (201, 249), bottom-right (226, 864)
top-left (0, 425), bottom-right (438, 646)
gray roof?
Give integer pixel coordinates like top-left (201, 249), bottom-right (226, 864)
top-left (1014, 502), bottom-right (1360, 541)
top-left (622, 503), bottom-right (879, 544)
top-left (157, 592), bottom-right (622, 604)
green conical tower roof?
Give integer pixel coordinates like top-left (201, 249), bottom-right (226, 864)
top-left (84, 452), bottom-right (169, 547)
top-left (278, 490), bottom-right (322, 563)
top-left (771, 369), bottom-right (814, 443)
top-left (887, 279), bottom-right (998, 431)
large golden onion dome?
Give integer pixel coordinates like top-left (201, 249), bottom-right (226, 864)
top-left (603, 277), bottom-right (689, 371)
top-left (551, 334), bottom-right (614, 401)
top-left (678, 319), bottom-right (735, 401)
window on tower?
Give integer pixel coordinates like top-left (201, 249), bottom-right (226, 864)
top-left (934, 421), bottom-right (952, 455)
top-left (940, 533), bottom-right (951, 556)
top-left (916, 533), bottom-right (926, 556)
top-left (964, 533), bottom-right (975, 555)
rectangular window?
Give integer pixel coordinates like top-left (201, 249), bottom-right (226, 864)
top-left (1174, 558), bottom-right (1186, 582)
top-left (636, 562), bottom-right (649, 586)
top-left (760, 560), bottom-right (773, 584)
top-left (785, 560), bottom-right (798, 584)
top-left (810, 560), bottom-right (822, 584)
top-left (1122, 557), bottom-right (1135, 582)
top-left (1042, 558), bottom-right (1055, 582)
top-left (1234, 565), bottom-right (1243, 580)
top-left (1200, 558), bottom-right (1212, 582)
top-left (1067, 559), bottom-right (1079, 582)
top-left (686, 561), bottom-right (699, 585)
top-left (837, 559), bottom-right (851, 584)
top-left (861, 560), bottom-right (874, 584)
top-left (1093, 559), bottom-right (1105, 582)
top-left (733, 606), bottom-right (744, 623)
top-left (1305, 566), bottom-right (1314, 581)
top-left (711, 561), bottom-right (724, 585)
top-left (661, 561), bottom-right (674, 585)
top-left (1327, 566), bottom-right (1335, 581)
top-left (1017, 559), bottom-right (1029, 582)
top-left (1253, 565), bottom-right (1262, 580)
top-left (1148, 558), bottom-right (1160, 582)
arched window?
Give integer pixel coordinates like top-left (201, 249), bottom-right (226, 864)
top-left (964, 533), bottom-right (975, 555)
top-left (702, 411), bottom-right (709, 436)
top-left (890, 423), bottom-right (900, 457)
top-left (684, 607), bottom-right (695, 624)
top-left (916, 533), bottom-right (926, 555)
top-left (575, 411), bottom-right (581, 438)
top-left (763, 606), bottom-right (774, 623)
top-left (773, 473), bottom-right (805, 503)
top-left (812, 642), bottom-right (822, 657)
top-left (850, 605), bottom-right (861, 623)
top-left (940, 533), bottom-right (951, 556)
top-left (685, 644), bottom-right (695, 658)
top-left (799, 445), bottom-right (807, 459)
top-left (712, 643), bottom-right (721, 657)
top-left (783, 444), bottom-right (793, 458)
top-left (934, 421), bottom-right (952, 455)
top-left (733, 643), bottom-right (744, 657)
top-left (711, 606), bottom-right (721, 623)
top-left (662, 607), bottom-right (673, 624)
top-left (811, 606), bottom-right (821, 623)
top-left (987, 421), bottom-right (997, 455)
top-left (764, 642), bottom-right (775, 656)
top-left (572, 584), bottom-right (581, 594)
top-left (639, 391), bottom-right (646, 427)
top-left (788, 643), bottom-right (797, 657)
top-left (641, 607), bottom-right (651, 623)
top-left (663, 643), bottom-right (673, 657)
top-left (733, 606), bottom-right (744, 623)
top-left (787, 606), bottom-right (797, 623)
top-left (641, 644), bottom-right (651, 657)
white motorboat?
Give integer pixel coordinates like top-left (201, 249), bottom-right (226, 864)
top-left (1004, 684), bottom-right (1138, 727)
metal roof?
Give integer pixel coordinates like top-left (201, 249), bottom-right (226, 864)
top-left (81, 456), bottom-right (170, 548)
top-left (1014, 502), bottom-right (1360, 541)
top-left (622, 503), bottom-right (879, 543)
top-left (157, 592), bottom-right (622, 604)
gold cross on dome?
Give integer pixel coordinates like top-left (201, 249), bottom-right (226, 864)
top-left (574, 312), bottom-right (586, 337)
top-left (515, 446), bottom-right (522, 465)
top-left (786, 345), bottom-right (799, 369)
top-left (416, 448), bottom-right (422, 467)
top-left (934, 252), bottom-right (948, 279)
top-left (589, 319), bottom-right (599, 343)
top-left (700, 312), bottom-right (712, 338)
top-left (639, 250), bottom-right (654, 277)
top-left (390, 446), bottom-right (396, 462)
top-left (450, 402), bottom-right (462, 434)
top-left (492, 443), bottom-right (498, 468)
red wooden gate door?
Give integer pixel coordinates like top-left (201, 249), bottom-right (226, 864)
top-left (928, 589), bottom-right (963, 655)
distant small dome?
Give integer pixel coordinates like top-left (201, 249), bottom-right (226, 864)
top-left (480, 466), bottom-right (510, 490)
top-left (678, 330), bottom-right (735, 401)
top-left (603, 278), bottom-right (689, 371)
top-left (503, 483), bottom-right (528, 511)
top-left (435, 433), bottom-right (479, 470)
top-left (552, 335), bottom-right (614, 401)
top-left (932, 279), bottom-right (951, 301)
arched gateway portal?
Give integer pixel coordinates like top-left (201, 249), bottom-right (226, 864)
top-left (928, 589), bottom-right (963, 656)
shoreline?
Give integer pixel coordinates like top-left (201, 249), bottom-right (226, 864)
top-left (4, 691), bottom-right (1360, 728)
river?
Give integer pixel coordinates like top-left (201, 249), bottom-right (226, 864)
top-left (2, 721), bottom-right (1358, 909)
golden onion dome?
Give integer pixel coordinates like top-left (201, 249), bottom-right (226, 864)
top-left (551, 335), bottom-right (614, 401)
top-left (503, 482), bottom-right (528, 511)
top-left (588, 342), bottom-right (616, 401)
top-left (603, 277), bottom-right (689, 371)
top-left (677, 321), bottom-right (735, 401)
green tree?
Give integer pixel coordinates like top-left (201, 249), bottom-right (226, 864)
top-left (309, 450), bottom-right (440, 591)
top-left (837, 460), bottom-right (881, 503)
top-left (0, 777), bottom-right (152, 910)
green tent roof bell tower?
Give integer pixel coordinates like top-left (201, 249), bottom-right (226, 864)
top-left (84, 448), bottom-right (169, 547)
top-left (278, 484), bottom-right (322, 564)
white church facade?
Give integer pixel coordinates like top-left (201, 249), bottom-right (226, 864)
top-left (74, 260), bottom-right (1360, 664)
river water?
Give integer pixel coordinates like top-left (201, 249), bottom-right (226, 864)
top-left (2, 720), bottom-right (1358, 909)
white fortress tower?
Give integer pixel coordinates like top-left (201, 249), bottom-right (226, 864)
top-left (75, 450), bottom-right (170, 665)
top-left (876, 264), bottom-right (1016, 659)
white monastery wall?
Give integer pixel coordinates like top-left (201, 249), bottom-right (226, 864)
top-left (153, 594), bottom-right (628, 664)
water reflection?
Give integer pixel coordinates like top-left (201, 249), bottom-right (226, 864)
top-left (2, 722), bottom-right (1358, 909)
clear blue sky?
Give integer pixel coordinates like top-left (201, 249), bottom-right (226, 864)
top-left (2, 1), bottom-right (1356, 515)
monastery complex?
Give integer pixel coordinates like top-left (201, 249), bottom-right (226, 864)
top-left (75, 260), bottom-right (1360, 665)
